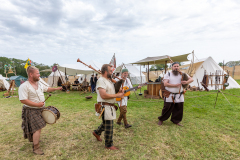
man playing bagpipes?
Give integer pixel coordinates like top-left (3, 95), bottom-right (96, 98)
top-left (92, 64), bottom-right (124, 150)
top-left (116, 69), bottom-right (141, 128)
top-left (19, 66), bottom-right (62, 155)
top-left (158, 62), bottom-right (193, 126)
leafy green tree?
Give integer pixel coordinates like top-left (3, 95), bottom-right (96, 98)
top-left (0, 57), bottom-right (51, 78)
top-left (150, 62), bottom-right (184, 71)
top-left (150, 64), bottom-right (166, 71)
top-left (226, 61), bottom-right (240, 67)
top-left (218, 62), bottom-right (223, 66)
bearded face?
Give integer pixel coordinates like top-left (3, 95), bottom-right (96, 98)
top-left (172, 64), bottom-right (180, 76)
top-left (107, 72), bottom-right (112, 79)
top-left (107, 66), bottom-right (113, 79)
top-left (172, 70), bottom-right (179, 76)
top-left (32, 69), bottom-right (40, 82)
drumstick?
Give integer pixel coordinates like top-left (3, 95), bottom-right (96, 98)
top-left (99, 108), bottom-right (105, 119)
top-left (44, 94), bottom-right (51, 102)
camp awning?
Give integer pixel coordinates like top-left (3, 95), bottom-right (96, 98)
top-left (131, 53), bottom-right (191, 65)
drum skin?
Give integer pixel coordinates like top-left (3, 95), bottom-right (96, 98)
top-left (42, 106), bottom-right (60, 124)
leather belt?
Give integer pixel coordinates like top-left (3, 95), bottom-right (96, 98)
top-left (98, 102), bottom-right (115, 107)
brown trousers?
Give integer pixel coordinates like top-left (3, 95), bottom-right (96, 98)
top-left (158, 102), bottom-right (184, 124)
top-left (117, 105), bottom-right (128, 125)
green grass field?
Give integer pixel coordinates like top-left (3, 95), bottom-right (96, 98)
top-left (0, 85), bottom-right (240, 159)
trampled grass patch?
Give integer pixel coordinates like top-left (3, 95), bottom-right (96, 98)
top-left (0, 86), bottom-right (240, 159)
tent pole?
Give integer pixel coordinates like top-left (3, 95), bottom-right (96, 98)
top-left (165, 60), bottom-right (167, 74)
top-left (140, 65), bottom-right (142, 94)
top-left (148, 62), bottom-right (149, 82)
top-left (65, 67), bottom-right (67, 81)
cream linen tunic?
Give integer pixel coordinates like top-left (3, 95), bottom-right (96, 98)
top-left (19, 81), bottom-right (48, 109)
top-left (96, 77), bottom-right (116, 120)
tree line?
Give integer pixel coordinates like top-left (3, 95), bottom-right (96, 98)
top-left (218, 61), bottom-right (240, 67)
top-left (0, 57), bottom-right (52, 78)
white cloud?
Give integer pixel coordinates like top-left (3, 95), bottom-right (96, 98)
top-left (0, 0), bottom-right (240, 67)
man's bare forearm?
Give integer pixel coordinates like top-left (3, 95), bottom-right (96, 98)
top-left (20, 100), bottom-right (43, 107)
top-left (47, 87), bottom-right (62, 92)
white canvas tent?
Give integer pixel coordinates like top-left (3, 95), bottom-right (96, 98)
top-left (41, 60), bottom-right (103, 76)
top-left (115, 64), bottom-right (146, 84)
top-left (0, 74), bottom-right (10, 90)
top-left (47, 71), bottom-right (66, 87)
top-left (180, 57), bottom-right (240, 90)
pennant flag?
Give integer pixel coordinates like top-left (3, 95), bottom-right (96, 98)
top-left (24, 58), bottom-right (32, 69)
top-left (109, 53), bottom-right (116, 71)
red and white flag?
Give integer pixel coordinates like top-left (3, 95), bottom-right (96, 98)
top-left (109, 53), bottom-right (116, 71)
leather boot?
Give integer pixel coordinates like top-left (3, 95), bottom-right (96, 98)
top-left (33, 143), bottom-right (44, 155)
top-left (125, 124), bottom-right (132, 128)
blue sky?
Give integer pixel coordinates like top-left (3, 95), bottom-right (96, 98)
top-left (0, 0), bottom-right (239, 66)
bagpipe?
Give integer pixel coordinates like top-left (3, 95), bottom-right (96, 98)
top-left (77, 58), bottom-right (124, 93)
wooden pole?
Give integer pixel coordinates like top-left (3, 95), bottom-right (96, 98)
top-left (214, 90), bottom-right (219, 108)
top-left (140, 65), bottom-right (142, 94)
top-left (165, 60), bottom-right (167, 74)
top-left (148, 62), bottom-right (149, 82)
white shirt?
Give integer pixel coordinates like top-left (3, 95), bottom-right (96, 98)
top-left (164, 72), bottom-right (190, 103)
top-left (18, 81), bottom-right (48, 108)
top-left (116, 78), bottom-right (133, 106)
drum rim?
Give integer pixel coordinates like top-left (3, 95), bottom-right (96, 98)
top-left (42, 109), bottom-right (57, 124)
top-left (49, 106), bottom-right (60, 119)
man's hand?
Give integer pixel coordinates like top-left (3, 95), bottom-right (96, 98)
top-left (137, 85), bottom-right (141, 89)
top-left (116, 89), bottom-right (124, 98)
top-left (116, 92), bottom-right (124, 98)
top-left (57, 87), bottom-right (62, 90)
top-left (119, 88), bottom-right (123, 92)
top-left (181, 81), bottom-right (188, 85)
top-left (175, 83), bottom-right (182, 87)
top-left (37, 102), bottom-right (45, 107)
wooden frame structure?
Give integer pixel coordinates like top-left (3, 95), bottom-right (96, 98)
top-left (131, 53), bottom-right (191, 99)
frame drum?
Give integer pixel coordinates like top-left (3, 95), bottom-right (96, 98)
top-left (42, 106), bottom-right (60, 124)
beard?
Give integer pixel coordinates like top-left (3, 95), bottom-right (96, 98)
top-left (33, 76), bottom-right (40, 82)
top-left (172, 70), bottom-right (179, 76)
top-left (107, 73), bottom-right (112, 79)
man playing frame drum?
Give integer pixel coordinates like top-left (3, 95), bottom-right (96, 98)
top-left (92, 64), bottom-right (124, 150)
top-left (18, 66), bottom-right (62, 155)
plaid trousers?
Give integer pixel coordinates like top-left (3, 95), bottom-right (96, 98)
top-left (94, 112), bottom-right (114, 147)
